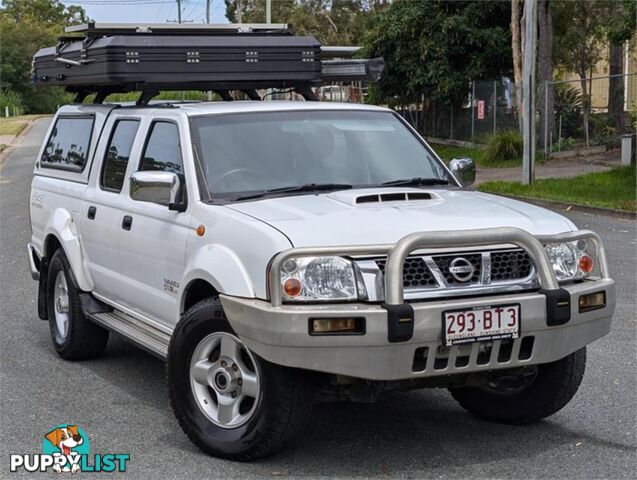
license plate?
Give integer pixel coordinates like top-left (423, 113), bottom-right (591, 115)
top-left (443, 304), bottom-right (520, 346)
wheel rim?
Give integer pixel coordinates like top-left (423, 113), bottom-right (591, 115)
top-left (189, 332), bottom-right (261, 429)
top-left (481, 367), bottom-right (538, 396)
top-left (53, 270), bottom-right (70, 341)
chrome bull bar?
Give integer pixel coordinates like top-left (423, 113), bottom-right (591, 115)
top-left (268, 227), bottom-right (610, 308)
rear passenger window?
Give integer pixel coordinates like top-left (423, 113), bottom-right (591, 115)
top-left (101, 120), bottom-right (140, 192)
top-left (140, 122), bottom-right (183, 176)
top-left (41, 116), bottom-right (94, 171)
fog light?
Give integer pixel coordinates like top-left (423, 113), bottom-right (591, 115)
top-left (310, 318), bottom-right (364, 335)
top-left (579, 291), bottom-right (606, 312)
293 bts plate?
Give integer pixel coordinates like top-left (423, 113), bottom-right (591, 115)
top-left (443, 304), bottom-right (521, 347)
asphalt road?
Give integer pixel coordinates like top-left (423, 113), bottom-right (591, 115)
top-left (1, 118), bottom-right (635, 479)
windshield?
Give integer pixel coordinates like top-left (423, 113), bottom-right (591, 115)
top-left (190, 110), bottom-right (453, 200)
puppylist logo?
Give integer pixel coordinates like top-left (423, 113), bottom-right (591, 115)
top-left (9, 424), bottom-right (130, 473)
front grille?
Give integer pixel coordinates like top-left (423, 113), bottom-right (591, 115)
top-left (371, 248), bottom-right (534, 292)
top-left (376, 257), bottom-right (436, 289)
top-left (491, 250), bottom-right (533, 281)
top-left (432, 253), bottom-right (482, 285)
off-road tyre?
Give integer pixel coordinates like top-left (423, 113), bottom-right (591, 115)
top-left (449, 348), bottom-right (586, 425)
top-left (46, 248), bottom-right (109, 360)
top-left (167, 297), bottom-right (313, 461)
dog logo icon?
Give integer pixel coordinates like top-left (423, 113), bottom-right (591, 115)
top-left (43, 425), bottom-right (88, 473)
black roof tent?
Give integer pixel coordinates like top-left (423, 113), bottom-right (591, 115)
top-left (32, 23), bottom-right (384, 105)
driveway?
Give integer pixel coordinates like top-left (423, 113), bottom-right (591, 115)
top-left (1, 118), bottom-right (635, 479)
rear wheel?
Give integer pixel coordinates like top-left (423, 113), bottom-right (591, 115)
top-left (449, 348), bottom-right (586, 424)
top-left (167, 297), bottom-right (313, 461)
top-left (46, 249), bottom-right (109, 360)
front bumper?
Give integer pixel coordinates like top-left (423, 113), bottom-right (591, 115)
top-left (220, 279), bottom-right (615, 380)
top-left (221, 278), bottom-right (615, 380)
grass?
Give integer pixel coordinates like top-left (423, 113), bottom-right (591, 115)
top-left (0, 144), bottom-right (5, 153)
top-left (478, 165), bottom-right (637, 212)
top-left (430, 142), bottom-right (524, 168)
top-left (0, 115), bottom-right (43, 136)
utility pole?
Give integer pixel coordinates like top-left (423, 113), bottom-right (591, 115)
top-left (266, 0), bottom-right (271, 23)
top-left (176, 0), bottom-right (182, 24)
top-left (206, 0), bottom-right (211, 24)
top-left (522, 0), bottom-right (537, 185)
top-left (237, 0), bottom-right (243, 23)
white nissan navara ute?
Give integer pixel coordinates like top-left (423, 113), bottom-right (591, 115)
top-left (28, 101), bottom-right (615, 460)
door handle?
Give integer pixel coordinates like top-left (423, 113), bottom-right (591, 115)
top-left (87, 206), bottom-right (97, 220)
top-left (122, 215), bottom-right (133, 231)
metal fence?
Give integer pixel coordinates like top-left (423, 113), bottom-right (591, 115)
top-left (544, 73), bottom-right (637, 155)
top-left (392, 79), bottom-right (519, 144)
top-left (390, 74), bottom-right (636, 154)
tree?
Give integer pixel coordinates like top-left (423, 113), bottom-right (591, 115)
top-left (605, 0), bottom-right (636, 132)
top-left (364, 0), bottom-right (512, 107)
top-left (511, 0), bottom-right (523, 131)
top-left (224, 0), bottom-right (383, 45)
top-left (553, 0), bottom-right (608, 148)
top-left (0, 0), bottom-right (88, 113)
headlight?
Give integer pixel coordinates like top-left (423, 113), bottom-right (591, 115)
top-left (279, 256), bottom-right (365, 302)
top-left (544, 240), bottom-right (595, 282)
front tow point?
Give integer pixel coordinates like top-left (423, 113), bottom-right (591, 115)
top-left (382, 303), bottom-right (415, 343)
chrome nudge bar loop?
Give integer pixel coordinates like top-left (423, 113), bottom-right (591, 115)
top-left (268, 228), bottom-right (609, 307)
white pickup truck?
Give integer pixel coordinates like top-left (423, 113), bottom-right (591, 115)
top-left (28, 101), bottom-right (615, 460)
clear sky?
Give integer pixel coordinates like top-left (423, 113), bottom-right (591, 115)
top-left (61, 0), bottom-right (229, 25)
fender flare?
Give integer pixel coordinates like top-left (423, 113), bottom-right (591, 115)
top-left (179, 244), bottom-right (256, 312)
top-left (44, 208), bottom-right (94, 292)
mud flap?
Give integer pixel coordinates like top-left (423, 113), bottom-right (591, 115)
top-left (37, 257), bottom-right (49, 320)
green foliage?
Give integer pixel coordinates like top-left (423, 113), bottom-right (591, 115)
top-left (479, 166), bottom-right (637, 212)
top-left (0, 89), bottom-right (24, 114)
top-left (0, 0), bottom-right (88, 113)
top-left (590, 114), bottom-right (620, 150)
top-left (363, 0), bottom-right (512, 106)
top-left (552, 1), bottom-right (608, 78)
top-left (553, 83), bottom-right (584, 138)
top-left (482, 131), bottom-right (523, 164)
top-left (550, 137), bottom-right (576, 153)
top-left (224, 0), bottom-right (382, 45)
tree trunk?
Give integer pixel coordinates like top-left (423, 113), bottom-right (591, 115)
top-left (608, 43), bottom-right (625, 132)
top-left (537, 0), bottom-right (554, 155)
top-left (578, 69), bottom-right (590, 149)
top-left (511, 0), bottom-right (524, 132)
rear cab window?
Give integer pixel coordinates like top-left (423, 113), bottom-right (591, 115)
top-left (41, 115), bottom-right (94, 172)
top-left (35, 105), bottom-right (116, 184)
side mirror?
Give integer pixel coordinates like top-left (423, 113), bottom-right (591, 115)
top-left (449, 157), bottom-right (476, 188)
top-left (130, 171), bottom-right (186, 212)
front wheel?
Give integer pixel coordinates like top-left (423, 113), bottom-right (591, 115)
top-left (449, 348), bottom-right (586, 425)
top-left (167, 298), bottom-right (313, 461)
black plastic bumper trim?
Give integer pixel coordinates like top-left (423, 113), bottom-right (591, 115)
top-left (540, 288), bottom-right (571, 326)
top-left (382, 303), bottom-right (415, 343)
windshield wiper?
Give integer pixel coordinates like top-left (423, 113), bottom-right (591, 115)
top-left (380, 177), bottom-right (450, 187)
top-left (234, 183), bottom-right (353, 201)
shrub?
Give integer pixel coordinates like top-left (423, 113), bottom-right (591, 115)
top-left (483, 130), bottom-right (523, 163)
top-left (0, 89), bottom-right (25, 115)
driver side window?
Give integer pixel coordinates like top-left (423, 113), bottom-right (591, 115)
top-left (140, 122), bottom-right (184, 176)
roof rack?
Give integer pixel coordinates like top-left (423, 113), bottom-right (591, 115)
top-left (33, 23), bottom-right (384, 105)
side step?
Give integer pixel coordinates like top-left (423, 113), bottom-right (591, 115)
top-left (88, 310), bottom-right (171, 360)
